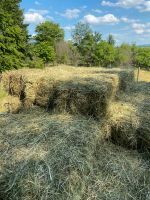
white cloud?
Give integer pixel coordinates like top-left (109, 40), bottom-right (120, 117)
top-left (46, 15), bottom-right (54, 21)
top-left (61, 9), bottom-right (80, 19)
top-left (121, 17), bottom-right (139, 23)
top-left (24, 12), bottom-right (45, 24)
top-left (101, 0), bottom-right (150, 12)
top-left (83, 14), bottom-right (119, 25)
top-left (92, 9), bottom-right (103, 14)
top-left (63, 26), bottom-right (75, 31)
top-left (142, 1), bottom-right (150, 11)
top-left (28, 9), bottom-right (49, 15)
top-left (24, 9), bottom-right (49, 24)
top-left (35, 1), bottom-right (41, 5)
top-left (131, 22), bottom-right (150, 34)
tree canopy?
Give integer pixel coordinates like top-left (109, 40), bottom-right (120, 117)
top-left (35, 21), bottom-right (64, 45)
top-left (0, 0), bottom-right (28, 72)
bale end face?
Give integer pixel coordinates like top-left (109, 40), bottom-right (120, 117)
top-left (53, 78), bottom-right (114, 119)
top-left (119, 70), bottom-right (134, 91)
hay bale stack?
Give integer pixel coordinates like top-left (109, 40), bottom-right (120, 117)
top-left (119, 70), bottom-right (134, 91)
top-left (53, 78), bottom-right (114, 119)
top-left (108, 102), bottom-right (140, 149)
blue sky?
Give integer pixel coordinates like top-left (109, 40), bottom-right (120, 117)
top-left (21, 0), bottom-right (150, 45)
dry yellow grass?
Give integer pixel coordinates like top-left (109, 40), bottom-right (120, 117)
top-left (135, 69), bottom-right (150, 82)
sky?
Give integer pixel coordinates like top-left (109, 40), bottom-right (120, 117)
top-left (21, 0), bottom-right (150, 45)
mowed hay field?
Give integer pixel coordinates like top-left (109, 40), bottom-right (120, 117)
top-left (0, 66), bottom-right (150, 200)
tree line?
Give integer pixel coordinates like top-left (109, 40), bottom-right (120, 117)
top-left (0, 0), bottom-right (150, 73)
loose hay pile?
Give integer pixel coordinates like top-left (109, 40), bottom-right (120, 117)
top-left (0, 109), bottom-right (149, 200)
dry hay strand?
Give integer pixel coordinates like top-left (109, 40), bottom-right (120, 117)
top-left (53, 78), bottom-right (114, 119)
top-left (0, 109), bottom-right (149, 200)
top-left (108, 101), bottom-right (140, 149)
top-left (119, 69), bottom-right (134, 91)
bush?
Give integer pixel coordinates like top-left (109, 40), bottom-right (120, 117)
top-left (26, 58), bottom-right (45, 69)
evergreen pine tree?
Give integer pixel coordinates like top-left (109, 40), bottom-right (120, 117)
top-left (0, 0), bottom-right (28, 72)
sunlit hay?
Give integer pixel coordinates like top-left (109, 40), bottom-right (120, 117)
top-left (2, 72), bottom-right (26, 99)
top-left (117, 84), bottom-right (150, 150)
top-left (0, 111), bottom-right (103, 200)
top-left (23, 82), bottom-right (36, 108)
top-left (119, 70), bottom-right (134, 91)
top-left (53, 78), bottom-right (114, 119)
top-left (35, 77), bottom-right (58, 108)
top-left (108, 101), bottom-right (140, 149)
top-left (2, 96), bottom-right (22, 114)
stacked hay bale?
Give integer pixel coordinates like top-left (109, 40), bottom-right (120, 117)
top-left (53, 78), bottom-right (114, 119)
top-left (35, 77), bottom-right (57, 108)
top-left (118, 69), bottom-right (134, 91)
top-left (108, 101), bottom-right (140, 149)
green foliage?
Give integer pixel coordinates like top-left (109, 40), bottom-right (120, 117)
top-left (116, 43), bottom-right (132, 67)
top-left (35, 21), bottom-right (64, 45)
top-left (0, 0), bottom-right (28, 72)
top-left (79, 32), bottom-right (101, 66)
top-left (95, 41), bottom-right (116, 67)
top-left (72, 22), bottom-right (92, 47)
top-left (107, 34), bottom-right (115, 46)
top-left (25, 57), bottom-right (44, 69)
top-left (34, 42), bottom-right (56, 63)
top-left (135, 48), bottom-right (150, 70)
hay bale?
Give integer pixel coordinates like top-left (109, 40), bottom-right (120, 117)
top-left (119, 70), bottom-right (134, 91)
top-left (3, 96), bottom-right (22, 114)
top-left (35, 78), bottom-right (57, 108)
top-left (108, 102), bottom-right (140, 149)
top-left (53, 78), bottom-right (113, 119)
top-left (136, 100), bottom-right (150, 149)
top-left (23, 82), bottom-right (36, 108)
top-left (2, 73), bottom-right (26, 98)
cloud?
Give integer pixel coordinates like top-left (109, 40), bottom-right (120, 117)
top-left (28, 9), bottom-right (49, 15)
top-left (121, 17), bottom-right (139, 23)
top-left (61, 9), bottom-right (80, 19)
top-left (24, 13), bottom-right (45, 24)
top-left (63, 26), bottom-right (75, 31)
top-left (35, 1), bottom-right (41, 5)
top-left (83, 14), bottom-right (119, 25)
top-left (101, 0), bottom-right (150, 12)
top-left (24, 9), bottom-right (49, 24)
top-left (92, 9), bottom-right (103, 14)
top-left (131, 22), bottom-right (150, 34)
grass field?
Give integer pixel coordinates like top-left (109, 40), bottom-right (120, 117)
top-left (0, 66), bottom-right (149, 200)
top-left (135, 69), bottom-right (150, 82)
